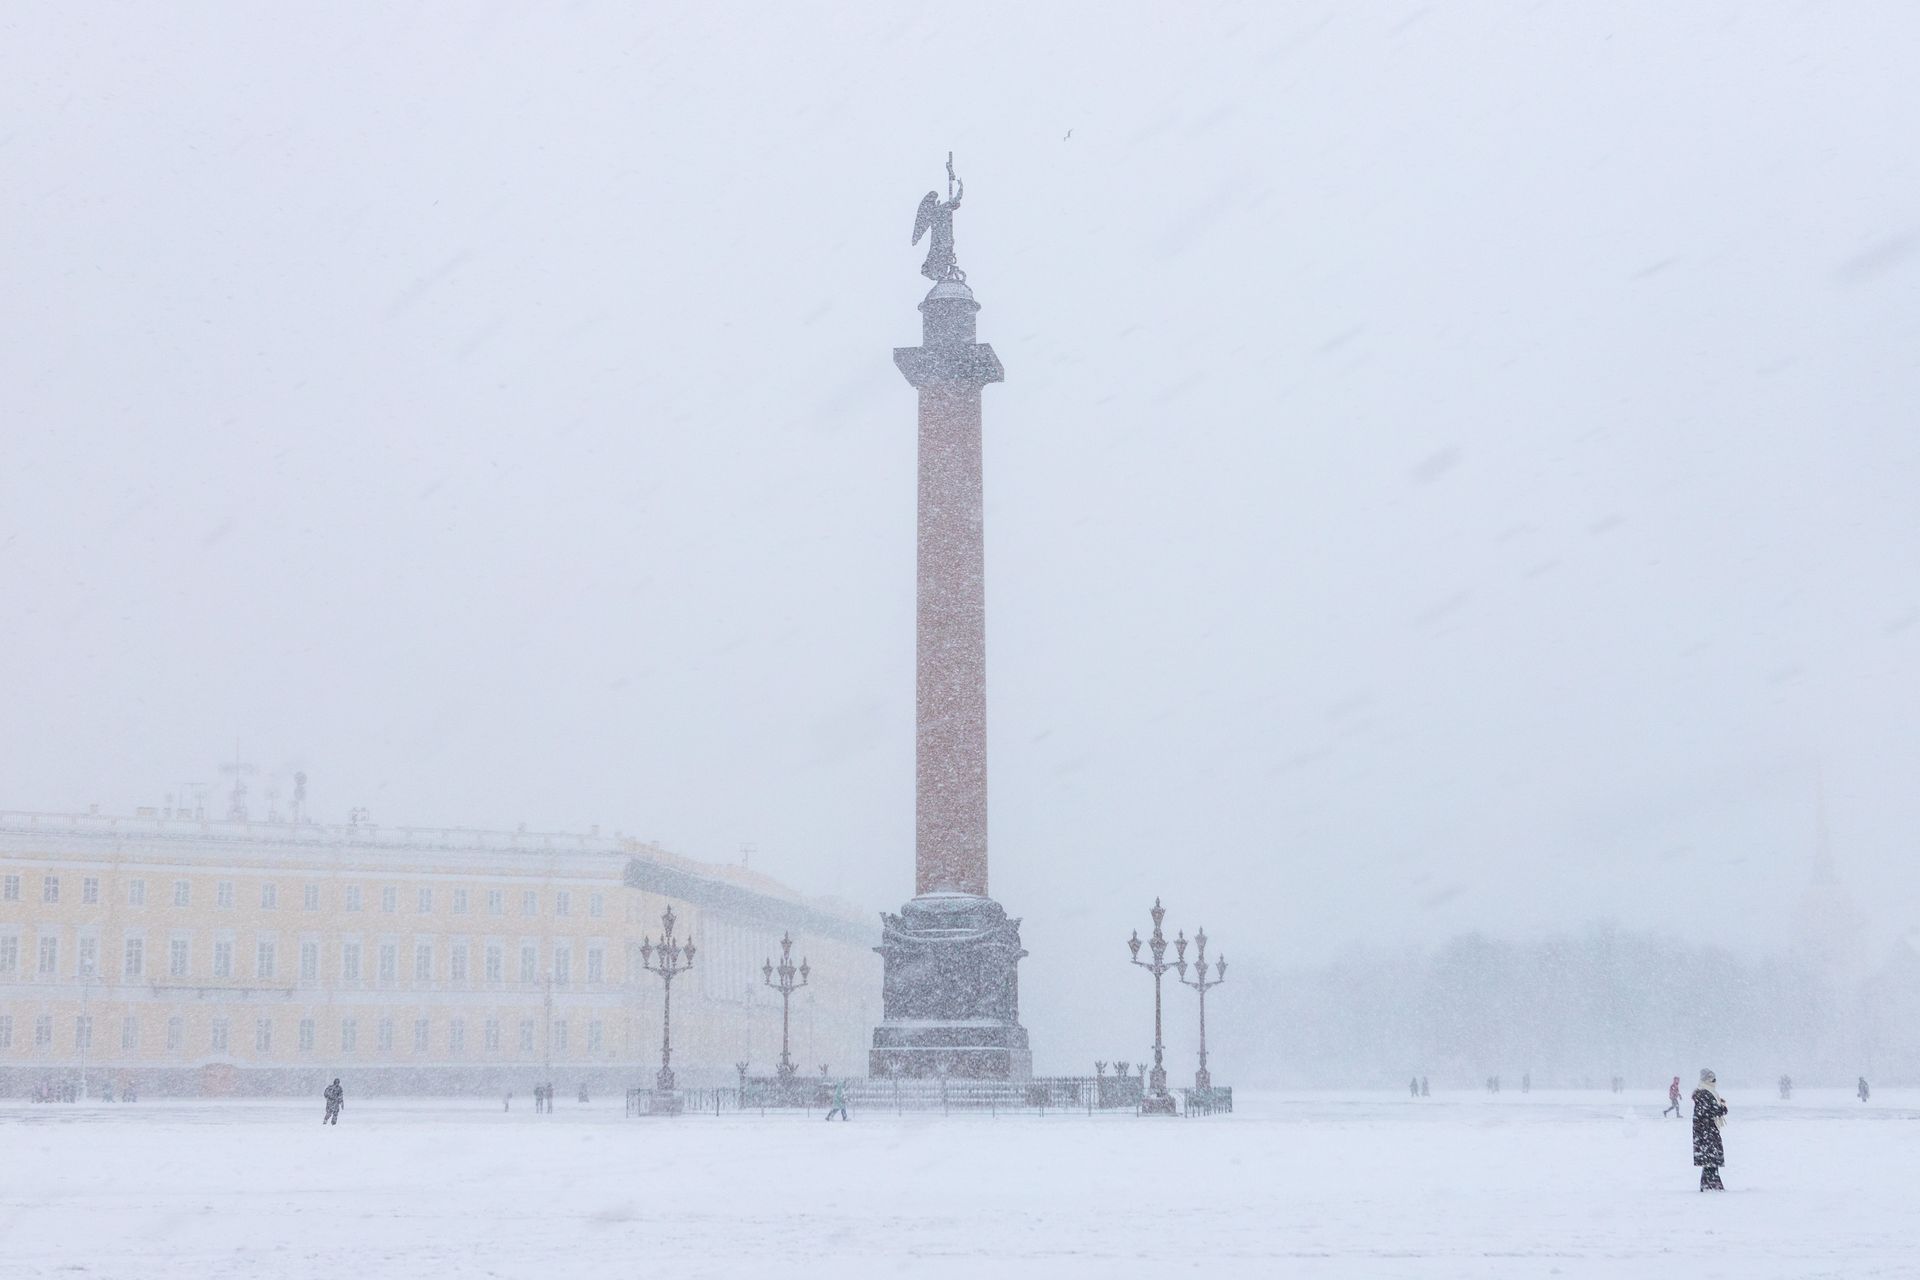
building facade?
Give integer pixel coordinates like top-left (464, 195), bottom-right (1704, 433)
top-left (0, 810), bottom-right (878, 1096)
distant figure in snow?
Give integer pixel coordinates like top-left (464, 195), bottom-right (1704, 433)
top-left (824, 1079), bottom-right (849, 1121)
top-left (504, 1092), bottom-right (512, 1112)
top-left (322, 1078), bottom-right (344, 1125)
top-left (1857, 1076), bottom-right (1870, 1103)
top-left (1663, 1076), bottom-right (1683, 1118)
top-left (578, 1084), bottom-right (589, 1104)
top-left (1410, 1077), bottom-right (1420, 1098)
top-left (1522, 1073), bottom-right (1531, 1094)
top-left (1420, 1077), bottom-right (1429, 1097)
top-left (1692, 1069), bottom-right (1727, 1190)
top-left (1778, 1074), bottom-right (1792, 1101)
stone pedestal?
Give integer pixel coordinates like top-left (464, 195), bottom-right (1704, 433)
top-left (869, 893), bottom-right (1032, 1080)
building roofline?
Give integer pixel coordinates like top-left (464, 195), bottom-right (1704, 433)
top-left (0, 808), bottom-right (873, 939)
top-left (623, 856), bottom-right (870, 947)
top-left (0, 808), bottom-right (633, 856)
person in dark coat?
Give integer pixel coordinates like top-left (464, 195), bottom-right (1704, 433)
top-left (1692, 1069), bottom-right (1727, 1190)
top-left (323, 1078), bottom-right (344, 1125)
top-left (1410, 1077), bottom-right (1420, 1098)
top-left (1857, 1076), bottom-right (1870, 1103)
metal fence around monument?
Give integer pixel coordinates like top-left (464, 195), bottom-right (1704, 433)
top-left (619, 1075), bottom-right (1224, 1117)
top-left (629, 1074), bottom-right (1228, 1113)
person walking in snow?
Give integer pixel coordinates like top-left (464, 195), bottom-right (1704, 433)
top-left (322, 1078), bottom-right (344, 1126)
top-left (1663, 1075), bottom-right (1683, 1118)
top-left (1692, 1069), bottom-right (1727, 1190)
top-left (1410, 1077), bottom-right (1420, 1098)
top-left (1778, 1074), bottom-right (1792, 1100)
top-left (1420, 1076), bottom-right (1429, 1097)
top-left (824, 1079), bottom-right (849, 1121)
top-left (1857, 1076), bottom-right (1870, 1103)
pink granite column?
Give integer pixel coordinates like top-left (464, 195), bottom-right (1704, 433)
top-left (895, 278), bottom-right (1003, 899)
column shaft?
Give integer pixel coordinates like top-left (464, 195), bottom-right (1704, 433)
top-left (915, 381), bottom-right (988, 896)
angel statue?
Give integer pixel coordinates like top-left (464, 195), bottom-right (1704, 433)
top-left (912, 153), bottom-right (965, 282)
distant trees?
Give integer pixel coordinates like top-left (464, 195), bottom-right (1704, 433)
top-left (1235, 926), bottom-right (1913, 1087)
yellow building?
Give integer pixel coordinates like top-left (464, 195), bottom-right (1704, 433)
top-left (0, 808), bottom-right (879, 1096)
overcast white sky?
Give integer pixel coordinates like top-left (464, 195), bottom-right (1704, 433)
top-left (4, 3), bottom-right (1917, 1055)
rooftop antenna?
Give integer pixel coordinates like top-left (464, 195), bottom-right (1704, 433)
top-left (291, 771), bottom-right (308, 824)
top-left (176, 782), bottom-right (211, 821)
top-left (740, 842), bottom-right (756, 870)
top-left (220, 741), bottom-right (255, 823)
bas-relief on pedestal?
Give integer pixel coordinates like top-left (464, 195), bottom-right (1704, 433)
top-left (869, 893), bottom-right (1031, 1078)
top-left (869, 158), bottom-right (1033, 1080)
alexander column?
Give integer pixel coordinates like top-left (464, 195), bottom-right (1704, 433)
top-left (870, 157), bottom-right (1033, 1080)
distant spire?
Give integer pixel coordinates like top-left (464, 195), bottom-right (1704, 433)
top-left (1811, 767), bottom-right (1838, 886)
top-left (1796, 763), bottom-right (1864, 972)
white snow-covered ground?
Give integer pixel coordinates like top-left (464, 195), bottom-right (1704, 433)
top-left (2, 1090), bottom-right (1914, 1279)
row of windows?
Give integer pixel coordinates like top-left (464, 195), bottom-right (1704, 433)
top-left (0, 1012), bottom-right (607, 1056)
top-left (2, 874), bottom-right (605, 919)
top-left (0, 933), bottom-right (614, 986)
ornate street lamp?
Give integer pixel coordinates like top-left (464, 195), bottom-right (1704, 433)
top-left (1127, 898), bottom-right (1179, 1115)
top-left (760, 933), bottom-right (810, 1082)
top-left (1174, 926), bottom-right (1227, 1092)
top-left (639, 904), bottom-right (696, 1098)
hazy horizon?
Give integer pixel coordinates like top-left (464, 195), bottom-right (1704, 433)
top-left (5, 2), bottom-right (1918, 1066)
